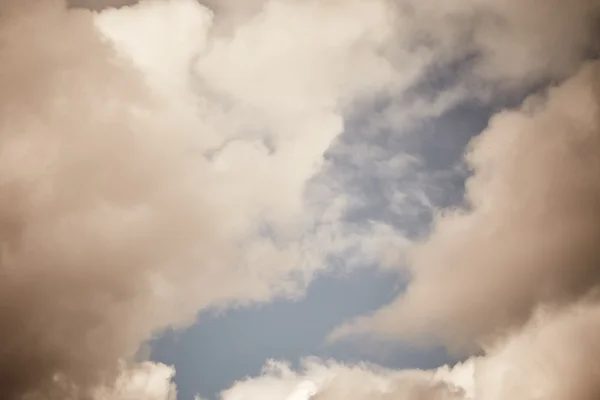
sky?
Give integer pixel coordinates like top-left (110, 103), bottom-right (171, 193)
top-left (1, 1), bottom-right (600, 400)
top-left (150, 96), bottom-right (491, 400)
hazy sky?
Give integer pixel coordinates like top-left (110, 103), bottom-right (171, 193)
top-left (1, 1), bottom-right (600, 400)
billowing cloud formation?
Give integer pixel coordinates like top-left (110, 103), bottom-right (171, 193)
top-left (408, 0), bottom-right (600, 85)
top-left (3, 0), bottom-right (600, 399)
top-left (94, 362), bottom-right (177, 400)
top-left (0, 0), bottom-right (397, 398)
top-left (225, 61), bottom-right (600, 400)
top-left (333, 60), bottom-right (600, 348)
top-left (221, 358), bottom-right (472, 400)
top-left (225, 302), bottom-right (600, 399)
top-left (322, 44), bottom-right (600, 400)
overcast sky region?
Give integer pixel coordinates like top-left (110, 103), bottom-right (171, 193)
top-left (1, 1), bottom-right (600, 400)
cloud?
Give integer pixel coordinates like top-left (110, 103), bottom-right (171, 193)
top-left (93, 362), bottom-right (177, 400)
top-left (331, 61), bottom-right (600, 349)
top-left (316, 3), bottom-right (600, 398)
top-left (220, 358), bottom-right (472, 400)
top-left (0, 0), bottom-right (403, 398)
top-left (0, 1), bottom-right (226, 397)
top-left (473, 302), bottom-right (600, 400)
top-left (4, 0), bottom-right (600, 399)
top-left (223, 301), bottom-right (600, 400)
top-left (68, 0), bottom-right (140, 10)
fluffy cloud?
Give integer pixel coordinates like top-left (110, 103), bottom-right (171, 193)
top-left (324, 46), bottom-right (600, 400)
top-left (221, 358), bottom-right (472, 400)
top-left (0, 0), bottom-right (399, 398)
top-left (3, 0), bottom-right (600, 399)
top-left (332, 61), bottom-right (600, 349)
top-left (231, 105), bottom-right (600, 398)
top-left (94, 362), bottom-right (178, 400)
top-left (224, 302), bottom-right (600, 400)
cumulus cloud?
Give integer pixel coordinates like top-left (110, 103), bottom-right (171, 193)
top-left (0, 0), bottom-right (399, 398)
top-left (225, 302), bottom-right (600, 400)
top-left (4, 0), bottom-right (600, 399)
top-left (410, 0), bottom-right (600, 84)
top-left (94, 362), bottom-right (177, 400)
top-left (324, 39), bottom-right (600, 400)
top-left (332, 61), bottom-right (600, 348)
top-left (232, 86), bottom-right (600, 397)
top-left (221, 358), bottom-right (472, 400)
top-left (68, 0), bottom-right (140, 10)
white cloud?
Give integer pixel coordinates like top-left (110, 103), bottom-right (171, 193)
top-left (221, 302), bottom-right (600, 400)
top-left (94, 362), bottom-right (177, 400)
top-left (3, 0), bottom-right (600, 398)
top-left (0, 0), bottom-right (405, 398)
top-left (221, 358), bottom-right (472, 400)
top-left (331, 61), bottom-right (600, 349)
